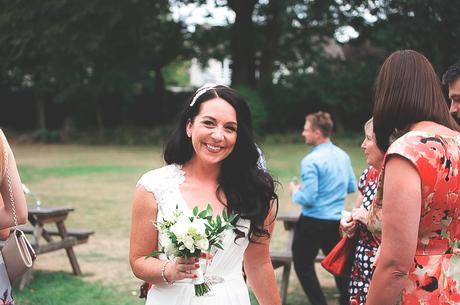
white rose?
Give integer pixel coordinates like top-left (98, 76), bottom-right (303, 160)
top-left (196, 238), bottom-right (209, 252)
top-left (158, 232), bottom-right (177, 256)
top-left (190, 218), bottom-right (207, 236)
top-left (164, 241), bottom-right (177, 257)
top-left (182, 235), bottom-right (195, 253)
top-left (159, 233), bottom-right (171, 248)
top-left (170, 220), bottom-right (189, 237)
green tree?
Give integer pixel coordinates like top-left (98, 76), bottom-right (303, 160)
top-left (0, 0), bottom-right (185, 131)
top-left (346, 0), bottom-right (460, 73)
top-left (174, 0), bottom-right (374, 130)
top-left (176, 0), bottom-right (352, 89)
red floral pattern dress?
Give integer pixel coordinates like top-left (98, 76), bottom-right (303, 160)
top-left (368, 131), bottom-right (460, 304)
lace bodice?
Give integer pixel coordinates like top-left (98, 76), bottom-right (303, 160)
top-left (137, 163), bottom-right (186, 210)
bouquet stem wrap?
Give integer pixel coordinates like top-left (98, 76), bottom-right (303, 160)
top-left (192, 258), bottom-right (210, 296)
top-left (191, 259), bottom-right (205, 285)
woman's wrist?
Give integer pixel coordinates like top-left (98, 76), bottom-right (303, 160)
top-left (161, 260), bottom-right (174, 285)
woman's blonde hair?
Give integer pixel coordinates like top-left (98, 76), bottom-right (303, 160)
top-left (364, 118), bottom-right (373, 137)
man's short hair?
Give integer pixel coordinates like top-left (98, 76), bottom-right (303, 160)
top-left (442, 60), bottom-right (460, 87)
top-left (306, 111), bottom-right (333, 137)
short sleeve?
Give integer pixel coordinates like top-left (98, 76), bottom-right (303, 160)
top-left (137, 170), bottom-right (157, 194)
top-left (136, 164), bottom-right (185, 208)
top-left (384, 132), bottom-right (441, 183)
top-left (368, 132), bottom-right (436, 242)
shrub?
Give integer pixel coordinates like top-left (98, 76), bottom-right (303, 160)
top-left (234, 85), bottom-right (268, 135)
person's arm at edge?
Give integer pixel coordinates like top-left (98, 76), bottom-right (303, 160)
top-left (365, 156), bottom-right (420, 305)
top-left (0, 130), bottom-right (27, 228)
top-left (244, 202), bottom-right (281, 305)
top-left (0, 196), bottom-right (10, 239)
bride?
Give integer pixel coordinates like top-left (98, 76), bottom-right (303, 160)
top-left (129, 85), bottom-right (281, 305)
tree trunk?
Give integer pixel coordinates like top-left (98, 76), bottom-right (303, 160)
top-left (96, 99), bottom-right (104, 138)
top-left (154, 65), bottom-right (167, 122)
top-left (258, 0), bottom-right (286, 89)
top-left (330, 107), bottom-right (345, 133)
top-left (228, 0), bottom-right (257, 88)
top-left (36, 97), bottom-right (46, 130)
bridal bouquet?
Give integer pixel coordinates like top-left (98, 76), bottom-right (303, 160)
top-left (148, 204), bottom-right (238, 296)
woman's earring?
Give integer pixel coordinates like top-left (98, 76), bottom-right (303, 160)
top-left (187, 132), bottom-right (191, 138)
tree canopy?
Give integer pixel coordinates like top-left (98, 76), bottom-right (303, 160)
top-left (0, 0), bottom-right (458, 136)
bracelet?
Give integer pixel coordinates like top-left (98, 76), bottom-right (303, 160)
top-left (161, 261), bottom-right (173, 285)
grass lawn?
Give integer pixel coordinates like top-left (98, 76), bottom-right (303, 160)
top-left (10, 135), bottom-right (365, 305)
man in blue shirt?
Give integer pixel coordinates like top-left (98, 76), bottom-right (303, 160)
top-left (289, 111), bottom-right (356, 305)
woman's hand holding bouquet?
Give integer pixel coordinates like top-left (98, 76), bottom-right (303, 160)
top-left (147, 204), bottom-right (238, 296)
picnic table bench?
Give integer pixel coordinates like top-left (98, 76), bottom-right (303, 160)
top-left (271, 212), bottom-right (324, 305)
top-left (17, 205), bottom-right (94, 289)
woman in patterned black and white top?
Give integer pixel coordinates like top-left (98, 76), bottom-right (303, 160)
top-left (340, 119), bottom-right (383, 305)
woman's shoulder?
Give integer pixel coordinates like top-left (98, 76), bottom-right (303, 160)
top-left (386, 130), bottom-right (460, 170)
top-left (136, 164), bottom-right (184, 194)
top-left (389, 130), bottom-right (460, 152)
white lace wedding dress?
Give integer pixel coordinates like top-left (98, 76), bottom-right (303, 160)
top-left (137, 164), bottom-right (252, 305)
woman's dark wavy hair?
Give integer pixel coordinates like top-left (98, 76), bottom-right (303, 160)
top-left (373, 50), bottom-right (460, 151)
top-left (164, 85), bottom-right (278, 243)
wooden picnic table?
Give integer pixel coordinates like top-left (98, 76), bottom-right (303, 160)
top-left (271, 212), bottom-right (324, 305)
top-left (18, 205), bottom-right (94, 289)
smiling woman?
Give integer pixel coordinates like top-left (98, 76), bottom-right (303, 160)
top-left (185, 98), bottom-right (238, 166)
top-left (129, 85), bottom-right (281, 305)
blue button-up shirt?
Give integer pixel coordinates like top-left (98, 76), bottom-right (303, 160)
top-left (292, 141), bottom-right (356, 221)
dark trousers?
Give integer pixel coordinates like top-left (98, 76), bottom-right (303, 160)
top-left (292, 215), bottom-right (349, 305)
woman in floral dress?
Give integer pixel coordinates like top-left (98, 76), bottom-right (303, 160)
top-left (340, 118), bottom-right (383, 305)
top-left (366, 50), bottom-right (460, 304)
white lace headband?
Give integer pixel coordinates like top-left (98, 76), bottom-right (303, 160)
top-left (189, 84), bottom-right (229, 107)
top-left (190, 86), bottom-right (215, 107)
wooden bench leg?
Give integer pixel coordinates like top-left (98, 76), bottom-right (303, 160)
top-left (56, 221), bottom-right (82, 275)
top-left (65, 247), bottom-right (82, 275)
top-left (280, 263), bottom-right (291, 305)
top-left (19, 268), bottom-right (33, 290)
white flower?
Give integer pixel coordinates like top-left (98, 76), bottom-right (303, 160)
top-left (192, 218), bottom-right (207, 236)
top-left (158, 234), bottom-right (175, 256)
top-left (196, 238), bottom-right (209, 252)
top-left (159, 233), bottom-right (170, 247)
top-left (152, 206), bottom-right (235, 265)
top-left (170, 215), bottom-right (191, 237)
top-left (182, 235), bottom-right (195, 253)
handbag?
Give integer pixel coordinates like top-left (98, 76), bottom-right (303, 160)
top-left (0, 140), bottom-right (36, 283)
top-left (321, 232), bottom-right (358, 277)
top-left (2, 229), bottom-right (36, 283)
